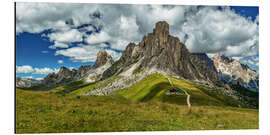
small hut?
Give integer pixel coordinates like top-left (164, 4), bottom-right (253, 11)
top-left (166, 87), bottom-right (183, 95)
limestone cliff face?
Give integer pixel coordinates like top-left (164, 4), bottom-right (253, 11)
top-left (212, 55), bottom-right (259, 91)
top-left (103, 21), bottom-right (222, 86)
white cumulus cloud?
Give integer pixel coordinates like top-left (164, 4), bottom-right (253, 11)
top-left (33, 67), bottom-right (59, 75)
top-left (49, 41), bottom-right (69, 49)
top-left (85, 31), bottom-right (111, 44)
top-left (55, 44), bottom-right (121, 62)
top-left (16, 65), bottom-right (59, 75)
top-left (48, 29), bottom-right (83, 43)
top-left (57, 60), bottom-right (64, 64)
top-left (181, 7), bottom-right (258, 58)
top-left (16, 3), bottom-right (258, 70)
top-left (16, 65), bottom-right (34, 73)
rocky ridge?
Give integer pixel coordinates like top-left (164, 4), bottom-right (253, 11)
top-left (212, 55), bottom-right (259, 91)
top-left (16, 77), bottom-right (41, 88)
top-left (41, 50), bottom-right (114, 89)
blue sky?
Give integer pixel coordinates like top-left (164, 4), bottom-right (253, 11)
top-left (230, 6), bottom-right (259, 21)
top-left (16, 4), bottom-right (259, 79)
top-left (16, 32), bottom-right (96, 79)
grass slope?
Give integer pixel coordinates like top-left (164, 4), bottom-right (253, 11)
top-left (16, 88), bottom-right (258, 133)
top-left (49, 80), bottom-right (97, 96)
top-left (50, 80), bottom-right (86, 93)
top-left (67, 75), bottom-right (121, 96)
top-left (16, 74), bottom-right (258, 133)
top-left (119, 74), bottom-right (235, 107)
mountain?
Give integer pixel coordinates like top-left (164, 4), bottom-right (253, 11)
top-left (20, 21), bottom-right (258, 98)
top-left (16, 77), bottom-right (41, 88)
top-left (84, 50), bottom-right (114, 82)
top-left (83, 21), bottom-right (229, 96)
top-left (191, 53), bottom-right (218, 73)
top-left (102, 21), bottom-right (222, 87)
top-left (93, 50), bottom-right (114, 68)
top-left (16, 21), bottom-right (258, 108)
top-left (212, 55), bottom-right (259, 91)
top-left (41, 50), bottom-right (114, 90)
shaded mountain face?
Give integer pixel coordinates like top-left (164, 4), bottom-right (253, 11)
top-left (16, 77), bottom-right (41, 88)
top-left (76, 65), bottom-right (92, 78)
top-left (41, 51), bottom-right (114, 89)
top-left (191, 53), bottom-right (217, 73)
top-left (103, 21), bottom-right (222, 86)
top-left (212, 55), bottom-right (259, 91)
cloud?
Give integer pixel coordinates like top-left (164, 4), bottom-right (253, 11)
top-left (57, 60), bottom-right (64, 64)
top-left (16, 65), bottom-right (59, 75)
top-left (16, 3), bottom-right (98, 34)
top-left (110, 39), bottom-right (130, 51)
top-left (36, 78), bottom-right (44, 81)
top-left (48, 29), bottom-right (83, 43)
top-left (239, 55), bottom-right (259, 68)
top-left (19, 76), bottom-right (43, 81)
top-left (85, 31), bottom-right (111, 44)
top-left (24, 76), bottom-right (33, 79)
top-left (16, 65), bottom-right (34, 73)
top-left (33, 67), bottom-right (59, 74)
top-left (181, 7), bottom-right (258, 58)
top-left (55, 44), bottom-right (121, 62)
top-left (49, 41), bottom-right (69, 49)
top-left (16, 3), bottom-right (258, 69)
top-left (106, 15), bottom-right (140, 50)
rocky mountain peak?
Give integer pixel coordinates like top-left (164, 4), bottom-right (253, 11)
top-left (94, 50), bottom-right (113, 68)
top-left (153, 21), bottom-right (170, 40)
top-left (59, 66), bottom-right (70, 73)
top-left (57, 66), bottom-right (71, 78)
top-left (103, 21), bottom-right (221, 87)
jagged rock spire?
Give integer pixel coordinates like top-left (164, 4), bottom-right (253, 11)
top-left (94, 50), bottom-right (114, 68)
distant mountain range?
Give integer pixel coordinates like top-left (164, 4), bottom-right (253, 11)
top-left (16, 77), bottom-right (41, 88)
top-left (213, 55), bottom-right (259, 91)
top-left (16, 21), bottom-right (259, 93)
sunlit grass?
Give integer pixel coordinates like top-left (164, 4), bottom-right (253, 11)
top-left (16, 74), bottom-right (258, 133)
top-left (16, 88), bottom-right (258, 133)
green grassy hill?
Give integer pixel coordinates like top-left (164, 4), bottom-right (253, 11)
top-left (119, 74), bottom-right (240, 107)
top-left (16, 73), bottom-right (258, 133)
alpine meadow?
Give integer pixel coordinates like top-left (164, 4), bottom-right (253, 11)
top-left (16, 3), bottom-right (259, 133)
